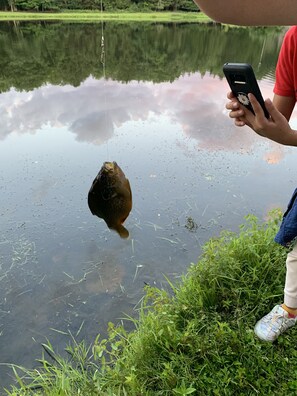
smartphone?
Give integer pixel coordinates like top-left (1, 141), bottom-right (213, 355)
top-left (223, 63), bottom-right (269, 118)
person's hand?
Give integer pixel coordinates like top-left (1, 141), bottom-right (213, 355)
top-left (225, 91), bottom-right (247, 127)
top-left (226, 92), bottom-right (297, 146)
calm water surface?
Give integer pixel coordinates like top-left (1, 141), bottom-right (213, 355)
top-left (0, 22), bottom-right (296, 390)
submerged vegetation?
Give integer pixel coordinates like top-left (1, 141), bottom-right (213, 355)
top-left (5, 210), bottom-right (297, 395)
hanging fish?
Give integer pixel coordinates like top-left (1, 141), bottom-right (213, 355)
top-left (88, 162), bottom-right (132, 238)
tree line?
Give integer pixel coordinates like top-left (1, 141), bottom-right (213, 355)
top-left (0, 0), bottom-right (199, 12)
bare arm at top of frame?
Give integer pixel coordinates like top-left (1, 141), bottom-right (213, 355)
top-left (193, 0), bottom-right (297, 26)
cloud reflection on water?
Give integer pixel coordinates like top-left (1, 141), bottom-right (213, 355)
top-left (0, 72), bottom-right (293, 163)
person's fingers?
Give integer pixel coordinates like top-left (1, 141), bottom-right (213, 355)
top-left (227, 91), bottom-right (236, 100)
top-left (264, 98), bottom-right (283, 121)
top-left (226, 101), bottom-right (239, 110)
top-left (228, 108), bottom-right (244, 118)
top-left (226, 91), bottom-right (251, 128)
top-left (248, 93), bottom-right (267, 120)
top-left (234, 119), bottom-right (246, 127)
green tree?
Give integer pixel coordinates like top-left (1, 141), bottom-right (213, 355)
top-left (14, 0), bottom-right (61, 10)
top-left (8, 0), bottom-right (16, 11)
top-left (103, 0), bottom-right (132, 11)
top-left (0, 0), bottom-right (200, 10)
top-left (0, 0), bottom-right (8, 10)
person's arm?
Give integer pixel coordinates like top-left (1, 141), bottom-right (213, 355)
top-left (194, 0), bottom-right (297, 26)
top-left (273, 94), bottom-right (296, 121)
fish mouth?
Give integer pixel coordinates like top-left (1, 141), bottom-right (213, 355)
top-left (103, 162), bottom-right (115, 172)
top-left (103, 161), bottom-right (118, 171)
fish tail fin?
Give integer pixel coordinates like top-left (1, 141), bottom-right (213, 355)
top-left (116, 224), bottom-right (129, 239)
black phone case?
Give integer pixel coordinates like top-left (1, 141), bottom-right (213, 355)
top-left (223, 63), bottom-right (269, 118)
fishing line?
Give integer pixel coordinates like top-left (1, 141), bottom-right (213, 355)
top-left (100, 0), bottom-right (110, 160)
top-left (100, 0), bottom-right (105, 75)
top-left (257, 36), bottom-right (266, 71)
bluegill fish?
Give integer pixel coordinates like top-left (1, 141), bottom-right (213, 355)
top-left (88, 162), bottom-right (132, 238)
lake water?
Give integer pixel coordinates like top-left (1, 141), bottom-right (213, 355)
top-left (0, 21), bottom-right (296, 390)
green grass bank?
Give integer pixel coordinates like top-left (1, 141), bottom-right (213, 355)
top-left (0, 11), bottom-right (211, 22)
top-left (6, 210), bottom-right (297, 396)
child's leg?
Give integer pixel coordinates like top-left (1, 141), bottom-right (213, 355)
top-left (284, 242), bottom-right (297, 310)
top-left (254, 242), bottom-right (297, 341)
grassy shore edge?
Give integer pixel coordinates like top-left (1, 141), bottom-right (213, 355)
top-left (6, 210), bottom-right (297, 395)
top-left (0, 11), bottom-right (211, 22)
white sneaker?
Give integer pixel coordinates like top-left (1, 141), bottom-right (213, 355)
top-left (254, 305), bottom-right (297, 342)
